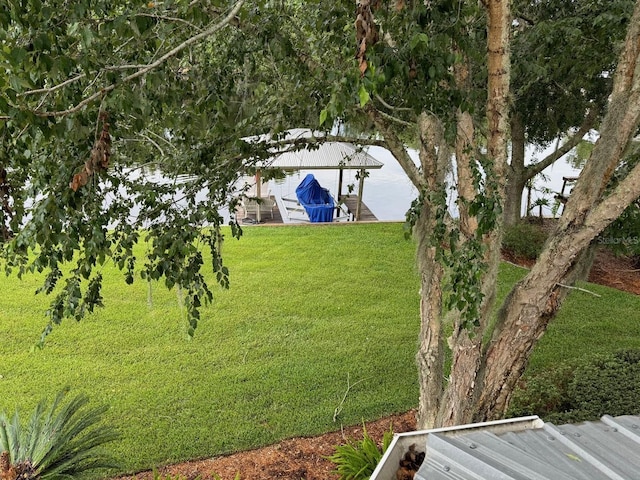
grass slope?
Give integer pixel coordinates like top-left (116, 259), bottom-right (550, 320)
top-left (0, 223), bottom-right (420, 475)
top-left (1, 223), bottom-right (639, 476)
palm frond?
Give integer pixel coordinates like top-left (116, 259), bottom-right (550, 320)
top-left (0, 389), bottom-right (119, 480)
top-left (23, 398), bottom-right (47, 462)
top-left (2, 411), bottom-right (22, 462)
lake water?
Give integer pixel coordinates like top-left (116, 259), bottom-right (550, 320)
top-left (262, 143), bottom-right (582, 222)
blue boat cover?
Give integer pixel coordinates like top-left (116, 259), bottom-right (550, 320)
top-left (295, 174), bottom-right (335, 222)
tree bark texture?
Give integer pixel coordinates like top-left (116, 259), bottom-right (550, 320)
top-left (456, 109), bottom-right (479, 236)
top-left (485, 0), bottom-right (511, 187)
top-left (504, 114), bottom-right (527, 226)
top-left (418, 0), bottom-right (513, 428)
top-left (413, 114), bottom-right (452, 428)
top-left (476, 0), bottom-right (640, 420)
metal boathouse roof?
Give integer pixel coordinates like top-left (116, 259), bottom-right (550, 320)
top-left (253, 128), bottom-right (384, 171)
top-left (372, 415), bottom-right (640, 480)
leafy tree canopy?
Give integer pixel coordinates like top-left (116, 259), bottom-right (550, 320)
top-left (511, 0), bottom-right (634, 143)
top-left (0, 0), bottom-right (345, 343)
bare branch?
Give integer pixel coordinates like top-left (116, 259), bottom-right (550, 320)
top-left (122, 135), bottom-right (165, 156)
top-left (20, 74), bottom-right (86, 97)
top-left (264, 133), bottom-right (388, 150)
top-left (103, 64), bottom-right (152, 71)
top-left (32, 0), bottom-right (245, 118)
top-left (374, 94), bottom-right (413, 112)
top-left (135, 13), bottom-right (203, 32)
top-left (332, 373), bottom-right (367, 423)
top-left (145, 129), bottom-right (176, 149)
top-left (556, 283), bottom-right (601, 297)
top-left (375, 108), bottom-right (415, 127)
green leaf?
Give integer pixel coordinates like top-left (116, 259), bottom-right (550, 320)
top-left (409, 32), bottom-right (429, 51)
top-left (319, 108), bottom-right (328, 126)
top-left (358, 84), bottom-right (370, 108)
top-left (9, 47), bottom-right (28, 66)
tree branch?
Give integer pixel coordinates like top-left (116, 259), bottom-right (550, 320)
top-left (264, 133), bottom-right (388, 150)
top-left (366, 105), bottom-right (424, 189)
top-left (332, 373), bottom-right (366, 423)
top-left (527, 108), bottom-right (597, 178)
top-left (375, 109), bottom-right (414, 127)
top-left (103, 64), bottom-right (152, 71)
top-left (583, 151), bottom-right (640, 239)
top-left (20, 74), bottom-right (86, 97)
top-left (31, 0), bottom-right (245, 118)
top-left (135, 13), bottom-right (203, 32)
top-left (556, 283), bottom-right (601, 297)
top-left (374, 94), bottom-right (413, 112)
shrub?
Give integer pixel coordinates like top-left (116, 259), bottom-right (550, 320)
top-left (508, 350), bottom-right (640, 424)
top-left (569, 350), bottom-right (640, 420)
top-left (502, 222), bottom-right (548, 260)
top-left (507, 362), bottom-right (578, 423)
top-left (327, 426), bottom-right (393, 480)
top-left (0, 388), bottom-right (119, 480)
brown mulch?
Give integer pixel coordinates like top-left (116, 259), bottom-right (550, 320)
top-left (119, 411), bottom-right (417, 480)
top-left (588, 248), bottom-right (640, 296)
top-left (119, 246), bottom-right (639, 480)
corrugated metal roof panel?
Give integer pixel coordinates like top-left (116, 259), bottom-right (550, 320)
top-left (269, 141), bottom-right (383, 170)
top-left (370, 417), bottom-right (543, 480)
top-left (248, 128), bottom-right (384, 170)
top-left (412, 415), bottom-right (640, 480)
top-left (498, 429), bottom-right (605, 480)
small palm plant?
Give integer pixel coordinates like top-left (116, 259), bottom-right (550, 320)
top-left (0, 388), bottom-right (119, 480)
top-left (328, 426), bottom-right (394, 480)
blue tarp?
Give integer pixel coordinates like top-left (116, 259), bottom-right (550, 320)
top-left (295, 174), bottom-right (334, 223)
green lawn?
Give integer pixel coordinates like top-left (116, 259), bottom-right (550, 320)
top-left (1, 222), bottom-right (639, 477)
top-left (0, 223), bottom-right (421, 476)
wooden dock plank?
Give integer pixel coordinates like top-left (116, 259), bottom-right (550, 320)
top-left (237, 195), bottom-right (377, 224)
top-left (340, 196), bottom-right (378, 222)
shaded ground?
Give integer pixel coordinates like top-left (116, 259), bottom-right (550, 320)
top-left (120, 246), bottom-right (639, 480)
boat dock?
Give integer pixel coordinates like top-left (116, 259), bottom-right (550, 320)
top-left (237, 195), bottom-right (377, 225)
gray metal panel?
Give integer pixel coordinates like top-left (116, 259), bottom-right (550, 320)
top-left (413, 416), bottom-right (640, 480)
top-left (498, 429), bottom-right (606, 480)
top-left (269, 142), bottom-right (384, 170)
top-left (417, 431), bottom-right (580, 480)
top-left (547, 419), bottom-right (640, 479)
top-left (370, 417), bottom-right (542, 480)
top-left (250, 128), bottom-right (384, 170)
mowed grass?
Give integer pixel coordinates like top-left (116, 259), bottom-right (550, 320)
top-left (1, 222), bottom-right (639, 477)
top-left (0, 223), bottom-right (421, 475)
top-left (496, 262), bottom-right (640, 374)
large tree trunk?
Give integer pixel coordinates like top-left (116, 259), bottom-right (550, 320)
top-left (414, 213), bottom-right (446, 428)
top-left (418, 0), bottom-right (513, 429)
top-left (475, 2), bottom-right (640, 419)
top-left (413, 114), bottom-right (452, 428)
